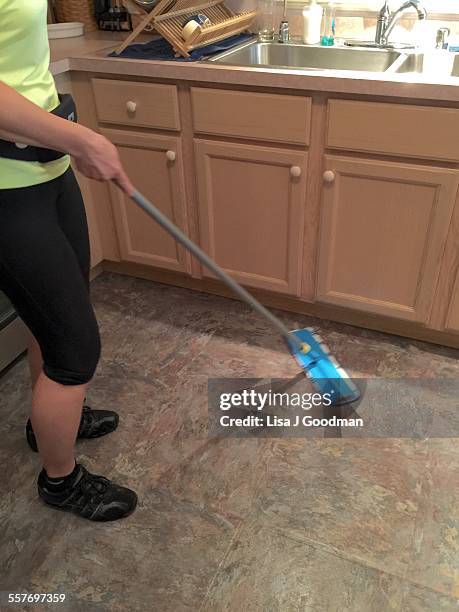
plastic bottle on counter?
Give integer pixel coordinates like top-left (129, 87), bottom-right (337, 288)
top-left (302, 0), bottom-right (323, 45)
top-left (321, 1), bottom-right (335, 46)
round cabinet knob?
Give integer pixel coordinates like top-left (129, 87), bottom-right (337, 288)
top-left (290, 166), bottom-right (301, 178)
top-left (126, 100), bottom-right (137, 114)
top-left (166, 150), bottom-right (176, 162)
top-left (323, 170), bottom-right (336, 184)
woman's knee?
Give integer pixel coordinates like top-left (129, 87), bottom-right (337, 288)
top-left (42, 319), bottom-right (101, 386)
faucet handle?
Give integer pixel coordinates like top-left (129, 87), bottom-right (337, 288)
top-left (436, 28), bottom-right (450, 50)
top-left (378, 0), bottom-right (390, 14)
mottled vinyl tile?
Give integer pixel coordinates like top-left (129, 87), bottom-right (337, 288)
top-left (400, 582), bottom-right (459, 611)
top-left (92, 274), bottom-right (459, 383)
top-left (85, 362), bottom-right (269, 524)
top-left (80, 363), bottom-right (209, 492)
top-left (27, 488), bottom-right (235, 612)
top-left (202, 518), bottom-right (406, 612)
top-left (0, 466), bottom-right (67, 591)
top-left (252, 438), bottom-right (429, 578)
top-left (407, 442), bottom-right (459, 599)
top-left (160, 434), bottom-right (270, 525)
top-left (95, 299), bottom-right (300, 382)
top-left (0, 363), bottom-right (55, 590)
top-left (374, 344), bottom-right (459, 379)
top-left (1, 272), bottom-right (458, 611)
top-left (322, 328), bottom-right (459, 380)
top-left (0, 359), bottom-right (31, 435)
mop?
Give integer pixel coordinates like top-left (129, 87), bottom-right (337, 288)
top-left (120, 186), bottom-right (360, 406)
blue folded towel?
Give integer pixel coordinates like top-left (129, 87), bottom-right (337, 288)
top-left (109, 33), bottom-right (254, 61)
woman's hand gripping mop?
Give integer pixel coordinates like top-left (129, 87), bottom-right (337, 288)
top-left (116, 184), bottom-right (360, 406)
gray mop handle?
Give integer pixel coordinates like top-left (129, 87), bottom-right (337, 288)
top-left (129, 189), bottom-right (304, 352)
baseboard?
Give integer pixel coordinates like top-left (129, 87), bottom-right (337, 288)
top-left (90, 262), bottom-right (105, 281)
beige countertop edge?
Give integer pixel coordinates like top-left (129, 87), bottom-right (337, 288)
top-left (49, 35), bottom-right (459, 103)
top-left (61, 55), bottom-right (459, 103)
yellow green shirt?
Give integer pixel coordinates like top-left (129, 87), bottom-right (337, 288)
top-left (0, 0), bottom-right (70, 189)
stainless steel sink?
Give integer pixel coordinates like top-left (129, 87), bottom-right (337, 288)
top-left (393, 52), bottom-right (459, 78)
top-left (391, 52), bottom-right (424, 73)
top-left (210, 40), bottom-right (404, 72)
top-left (453, 55), bottom-right (459, 77)
top-left (209, 39), bottom-right (459, 79)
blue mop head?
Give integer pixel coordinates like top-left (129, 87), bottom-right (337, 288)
top-left (288, 327), bottom-right (361, 406)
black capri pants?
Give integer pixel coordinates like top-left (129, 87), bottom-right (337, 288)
top-left (0, 168), bottom-right (101, 385)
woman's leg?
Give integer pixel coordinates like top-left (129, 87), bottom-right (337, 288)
top-left (27, 331), bottom-right (85, 476)
top-left (32, 374), bottom-right (87, 477)
top-left (24, 171), bottom-right (118, 460)
top-left (28, 334), bottom-right (42, 389)
top-left (0, 172), bottom-right (136, 519)
top-left (0, 174), bottom-right (99, 476)
top-left (28, 170), bottom-right (92, 476)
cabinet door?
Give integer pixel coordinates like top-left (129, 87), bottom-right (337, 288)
top-left (317, 156), bottom-right (458, 322)
top-left (445, 273), bottom-right (459, 332)
top-left (194, 140), bottom-right (307, 295)
top-left (429, 191), bottom-right (459, 333)
top-left (103, 129), bottom-right (190, 273)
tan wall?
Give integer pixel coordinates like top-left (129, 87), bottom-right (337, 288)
top-left (225, 0), bottom-right (459, 41)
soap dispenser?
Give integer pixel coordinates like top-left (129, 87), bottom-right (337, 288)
top-left (302, 0), bottom-right (323, 45)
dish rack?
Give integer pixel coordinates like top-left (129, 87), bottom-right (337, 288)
top-left (116, 0), bottom-right (257, 58)
top-left (123, 0), bottom-right (155, 32)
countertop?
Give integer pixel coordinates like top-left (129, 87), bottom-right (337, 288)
top-left (49, 31), bottom-right (459, 103)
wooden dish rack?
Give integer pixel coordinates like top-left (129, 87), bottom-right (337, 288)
top-left (116, 0), bottom-right (257, 58)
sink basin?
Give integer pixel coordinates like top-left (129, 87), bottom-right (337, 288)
top-left (210, 40), bottom-right (459, 79)
top-left (210, 41), bottom-right (403, 72)
top-left (392, 51), bottom-right (459, 78)
top-left (453, 55), bottom-right (459, 77)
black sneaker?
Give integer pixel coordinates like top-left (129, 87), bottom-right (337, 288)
top-left (26, 405), bottom-right (119, 452)
top-left (38, 464), bottom-right (138, 521)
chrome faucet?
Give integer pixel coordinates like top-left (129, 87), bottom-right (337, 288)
top-left (278, 0), bottom-right (289, 43)
top-left (375, 0), bottom-right (427, 46)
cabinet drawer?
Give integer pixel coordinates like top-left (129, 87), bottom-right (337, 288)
top-left (327, 100), bottom-right (459, 162)
top-left (92, 79), bottom-right (180, 131)
top-left (191, 87), bottom-right (311, 145)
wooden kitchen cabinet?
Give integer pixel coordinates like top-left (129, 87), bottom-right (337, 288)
top-left (327, 99), bottom-right (459, 163)
top-left (102, 128), bottom-right (191, 274)
top-left (445, 273), bottom-right (459, 333)
top-left (194, 139), bottom-right (307, 295)
top-left (317, 155), bottom-right (459, 322)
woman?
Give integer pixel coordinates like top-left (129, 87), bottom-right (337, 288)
top-left (0, 2), bottom-right (137, 521)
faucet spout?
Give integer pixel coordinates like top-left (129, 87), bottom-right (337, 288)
top-left (376, 0), bottom-right (427, 46)
top-left (278, 0), bottom-right (289, 42)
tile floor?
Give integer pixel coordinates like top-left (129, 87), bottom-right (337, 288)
top-left (0, 272), bottom-right (458, 612)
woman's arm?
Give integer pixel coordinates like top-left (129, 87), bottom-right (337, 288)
top-left (0, 81), bottom-right (133, 195)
